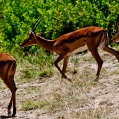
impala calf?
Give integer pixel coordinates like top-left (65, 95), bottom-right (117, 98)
top-left (20, 19), bottom-right (119, 82)
top-left (0, 53), bottom-right (17, 117)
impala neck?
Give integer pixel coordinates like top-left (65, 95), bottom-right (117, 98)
top-left (35, 35), bottom-right (55, 52)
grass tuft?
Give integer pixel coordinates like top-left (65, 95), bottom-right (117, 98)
top-left (21, 100), bottom-right (39, 111)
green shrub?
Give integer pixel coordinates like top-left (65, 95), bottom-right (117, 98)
top-left (0, 0), bottom-right (119, 53)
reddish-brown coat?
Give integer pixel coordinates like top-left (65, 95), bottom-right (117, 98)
top-left (0, 53), bottom-right (15, 61)
top-left (0, 53), bottom-right (17, 117)
top-left (54, 26), bottom-right (104, 46)
top-left (112, 22), bottom-right (119, 42)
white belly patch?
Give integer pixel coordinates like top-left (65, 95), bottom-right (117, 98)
top-left (68, 45), bottom-right (88, 55)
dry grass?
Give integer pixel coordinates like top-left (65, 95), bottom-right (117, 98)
top-left (1, 50), bottom-right (119, 119)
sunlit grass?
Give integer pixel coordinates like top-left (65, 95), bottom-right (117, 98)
top-left (20, 99), bottom-right (39, 111)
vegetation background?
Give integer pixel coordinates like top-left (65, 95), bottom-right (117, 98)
top-left (0, 0), bottom-right (119, 54)
top-left (0, 0), bottom-right (119, 118)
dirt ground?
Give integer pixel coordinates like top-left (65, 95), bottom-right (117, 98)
top-left (1, 51), bottom-right (119, 119)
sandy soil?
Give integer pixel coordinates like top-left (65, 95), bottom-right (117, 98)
top-left (0, 51), bottom-right (119, 119)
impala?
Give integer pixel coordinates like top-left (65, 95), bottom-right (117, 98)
top-left (20, 19), bottom-right (119, 82)
top-left (0, 53), bottom-right (17, 117)
top-left (112, 22), bottom-right (119, 42)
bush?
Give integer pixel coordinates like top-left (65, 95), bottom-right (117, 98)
top-left (0, 0), bottom-right (119, 53)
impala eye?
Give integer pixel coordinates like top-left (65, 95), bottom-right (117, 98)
top-left (28, 34), bottom-right (33, 40)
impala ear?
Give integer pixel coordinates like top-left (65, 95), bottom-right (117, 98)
top-left (36, 32), bottom-right (45, 37)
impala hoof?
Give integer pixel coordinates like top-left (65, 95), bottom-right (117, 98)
top-left (12, 114), bottom-right (16, 117)
top-left (94, 76), bottom-right (99, 82)
top-left (62, 75), bottom-right (72, 83)
top-left (8, 111), bottom-right (11, 117)
top-left (66, 77), bottom-right (72, 83)
top-left (12, 107), bottom-right (16, 117)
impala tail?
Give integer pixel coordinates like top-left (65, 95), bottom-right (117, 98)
top-left (7, 60), bottom-right (16, 78)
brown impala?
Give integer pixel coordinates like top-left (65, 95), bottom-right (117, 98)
top-left (0, 53), bottom-right (17, 117)
top-left (20, 19), bottom-right (119, 82)
top-left (112, 22), bottom-right (119, 42)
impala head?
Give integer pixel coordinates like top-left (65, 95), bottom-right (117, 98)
top-left (20, 18), bottom-right (40, 47)
top-left (20, 30), bottom-right (37, 47)
top-left (112, 22), bottom-right (119, 43)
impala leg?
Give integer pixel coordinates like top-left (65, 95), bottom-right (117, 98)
top-left (103, 45), bottom-right (119, 62)
top-left (54, 49), bottom-right (70, 80)
top-left (90, 50), bottom-right (103, 81)
top-left (62, 56), bottom-right (70, 75)
top-left (9, 77), bottom-right (17, 117)
top-left (8, 89), bottom-right (16, 117)
top-left (55, 55), bottom-right (67, 79)
top-left (62, 56), bottom-right (72, 82)
top-left (3, 79), bottom-right (12, 117)
top-left (12, 89), bottom-right (16, 117)
top-left (5, 87), bottom-right (12, 117)
top-left (6, 76), bottom-right (17, 117)
top-left (8, 97), bottom-right (12, 117)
